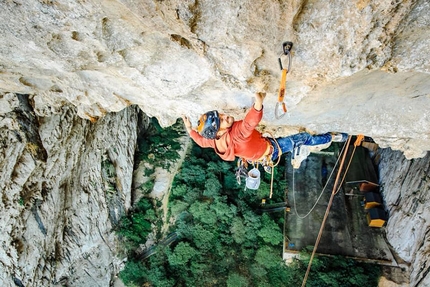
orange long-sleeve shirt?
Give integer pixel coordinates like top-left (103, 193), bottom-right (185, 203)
top-left (189, 106), bottom-right (269, 161)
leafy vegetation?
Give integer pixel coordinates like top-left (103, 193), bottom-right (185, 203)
top-left (116, 116), bottom-right (184, 255)
top-left (296, 248), bottom-right (381, 287)
top-left (119, 137), bottom-right (381, 286)
top-left (116, 197), bottom-right (160, 250)
top-left (135, 117), bottom-right (184, 171)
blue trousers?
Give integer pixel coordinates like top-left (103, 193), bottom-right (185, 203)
top-left (269, 132), bottom-right (332, 161)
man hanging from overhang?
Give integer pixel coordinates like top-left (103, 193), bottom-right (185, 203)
top-left (182, 92), bottom-right (347, 171)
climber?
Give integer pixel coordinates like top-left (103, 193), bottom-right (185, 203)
top-left (181, 92), bottom-right (347, 169)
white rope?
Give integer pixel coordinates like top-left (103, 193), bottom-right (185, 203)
top-left (292, 142), bottom-right (347, 219)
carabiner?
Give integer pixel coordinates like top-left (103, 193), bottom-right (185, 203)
top-left (275, 102), bottom-right (288, 119)
top-left (278, 42), bottom-right (293, 71)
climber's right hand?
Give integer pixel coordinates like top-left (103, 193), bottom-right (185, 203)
top-left (256, 92), bottom-right (266, 103)
top-left (254, 92), bottom-right (266, 111)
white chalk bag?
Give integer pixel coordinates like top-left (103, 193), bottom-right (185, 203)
top-left (245, 168), bottom-right (261, 190)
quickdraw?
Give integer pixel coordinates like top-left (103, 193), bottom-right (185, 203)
top-left (275, 41), bottom-right (293, 119)
top-left (235, 158), bottom-right (249, 185)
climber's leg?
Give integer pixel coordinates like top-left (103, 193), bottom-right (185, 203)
top-left (270, 132), bottom-right (347, 161)
top-left (301, 132), bottom-right (333, 146)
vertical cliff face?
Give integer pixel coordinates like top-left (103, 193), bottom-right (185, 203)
top-left (379, 150), bottom-right (430, 287)
top-left (1, 0), bottom-right (430, 286)
top-left (0, 94), bottom-right (138, 286)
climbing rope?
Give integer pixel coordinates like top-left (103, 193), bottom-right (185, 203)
top-left (283, 159), bottom-right (289, 256)
top-left (300, 135), bottom-right (365, 287)
top-left (300, 135), bottom-right (352, 287)
top-left (333, 134), bottom-right (365, 195)
top-left (275, 41), bottom-right (293, 119)
top-left (292, 140), bottom-right (348, 219)
top-left (268, 135), bottom-right (282, 198)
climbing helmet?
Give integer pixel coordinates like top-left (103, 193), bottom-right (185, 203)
top-left (197, 110), bottom-right (220, 139)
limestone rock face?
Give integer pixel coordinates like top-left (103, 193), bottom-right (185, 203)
top-left (0, 0), bottom-right (430, 286)
top-left (0, 0), bottom-right (429, 157)
top-left (0, 94), bottom-right (138, 286)
top-left (378, 150), bottom-right (430, 287)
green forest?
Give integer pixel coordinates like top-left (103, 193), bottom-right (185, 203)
top-left (116, 118), bottom-right (381, 287)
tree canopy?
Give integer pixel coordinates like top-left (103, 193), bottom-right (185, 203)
top-left (118, 122), bottom-right (381, 287)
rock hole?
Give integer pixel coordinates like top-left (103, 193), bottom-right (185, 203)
top-left (170, 34), bottom-right (192, 49)
top-left (71, 31), bottom-right (81, 41)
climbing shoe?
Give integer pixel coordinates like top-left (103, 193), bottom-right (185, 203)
top-left (332, 133), bottom-right (348, 142)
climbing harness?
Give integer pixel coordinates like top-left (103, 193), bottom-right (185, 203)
top-left (235, 134), bottom-right (282, 198)
top-left (275, 41), bottom-right (293, 119)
